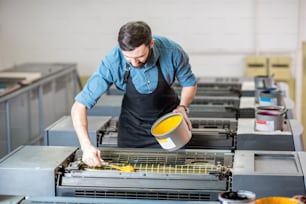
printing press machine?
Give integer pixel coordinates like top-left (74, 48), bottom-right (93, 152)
top-left (195, 76), bottom-right (255, 97)
top-left (102, 76), bottom-right (294, 119)
top-left (44, 115), bottom-right (237, 150)
top-left (44, 115), bottom-right (113, 146)
top-left (187, 96), bottom-right (240, 118)
top-left (237, 118), bottom-right (304, 151)
top-left (0, 195), bottom-right (219, 204)
top-left (175, 77), bottom-right (256, 118)
top-left (238, 78), bottom-right (295, 119)
top-left (173, 76), bottom-right (255, 98)
top-left (45, 112), bottom-right (303, 152)
top-left (239, 95), bottom-right (295, 119)
top-left (88, 94), bottom-right (244, 119)
top-left (191, 94), bottom-right (293, 120)
top-left (92, 95), bottom-right (295, 121)
top-left (0, 145), bottom-right (305, 201)
top-left (90, 78), bottom-right (293, 120)
top-left (105, 76), bottom-right (255, 97)
top-left (189, 94), bottom-right (293, 120)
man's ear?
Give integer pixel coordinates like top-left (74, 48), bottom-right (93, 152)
top-left (150, 39), bottom-right (155, 49)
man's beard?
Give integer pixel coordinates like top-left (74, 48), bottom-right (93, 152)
top-left (134, 48), bottom-right (152, 68)
top-left (134, 62), bottom-right (146, 68)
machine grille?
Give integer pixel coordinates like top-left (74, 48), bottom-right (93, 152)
top-left (74, 190), bottom-right (212, 201)
top-left (93, 150), bottom-right (228, 174)
top-left (68, 149), bottom-right (233, 175)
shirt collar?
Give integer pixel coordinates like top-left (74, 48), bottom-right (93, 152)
top-left (145, 45), bottom-right (160, 68)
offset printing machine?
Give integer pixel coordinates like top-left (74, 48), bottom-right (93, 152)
top-left (239, 95), bottom-right (295, 119)
top-left (88, 94), bottom-right (243, 119)
top-left (103, 76), bottom-right (293, 119)
top-left (176, 77), bottom-right (255, 118)
top-left (196, 76), bottom-right (255, 96)
top-left (188, 96), bottom-right (240, 118)
top-left (175, 76), bottom-right (255, 97)
top-left (44, 115), bottom-right (237, 150)
top-left (193, 88), bottom-right (290, 120)
top-left (193, 76), bottom-right (295, 119)
top-left (18, 196), bottom-right (220, 204)
top-left (239, 80), bottom-right (295, 119)
top-left (1, 196), bottom-right (219, 204)
top-left (44, 115), bottom-right (112, 146)
top-left (237, 118), bottom-right (304, 151)
top-left (92, 76), bottom-right (293, 120)
top-left (44, 115), bottom-right (303, 152)
top-left (94, 116), bottom-right (239, 150)
top-left (0, 145), bottom-right (305, 201)
top-left (105, 76), bottom-right (255, 97)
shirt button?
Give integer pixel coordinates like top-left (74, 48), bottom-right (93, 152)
top-left (147, 80), bottom-right (150, 84)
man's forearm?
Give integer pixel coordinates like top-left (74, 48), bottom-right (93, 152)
top-left (179, 85), bottom-right (197, 106)
top-left (71, 101), bottom-right (102, 167)
top-left (71, 101), bottom-right (91, 149)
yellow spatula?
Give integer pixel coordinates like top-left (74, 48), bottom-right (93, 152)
top-left (101, 160), bottom-right (135, 172)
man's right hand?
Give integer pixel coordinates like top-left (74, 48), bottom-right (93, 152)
top-left (81, 144), bottom-right (102, 167)
top-left (71, 101), bottom-right (102, 167)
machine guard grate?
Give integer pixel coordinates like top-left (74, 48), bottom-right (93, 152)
top-left (74, 190), bottom-right (212, 201)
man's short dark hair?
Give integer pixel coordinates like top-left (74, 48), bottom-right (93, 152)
top-left (118, 21), bottom-right (152, 51)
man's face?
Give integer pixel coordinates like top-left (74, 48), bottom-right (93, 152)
top-left (122, 40), bottom-right (154, 68)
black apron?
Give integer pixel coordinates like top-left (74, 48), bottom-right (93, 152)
top-left (118, 60), bottom-right (179, 147)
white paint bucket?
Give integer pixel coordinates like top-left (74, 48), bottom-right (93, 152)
top-left (255, 106), bottom-right (287, 131)
top-left (259, 88), bottom-right (283, 106)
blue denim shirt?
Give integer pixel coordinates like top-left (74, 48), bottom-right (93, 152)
top-left (75, 35), bottom-right (197, 109)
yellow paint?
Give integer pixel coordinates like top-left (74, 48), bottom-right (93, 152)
top-left (152, 115), bottom-right (182, 135)
top-left (108, 164), bottom-right (135, 172)
top-left (255, 197), bottom-right (298, 204)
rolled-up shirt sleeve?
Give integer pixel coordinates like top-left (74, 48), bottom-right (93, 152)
top-left (75, 61), bottom-right (113, 109)
top-left (173, 46), bottom-right (197, 87)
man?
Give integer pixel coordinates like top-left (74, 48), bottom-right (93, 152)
top-left (71, 21), bottom-right (197, 167)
